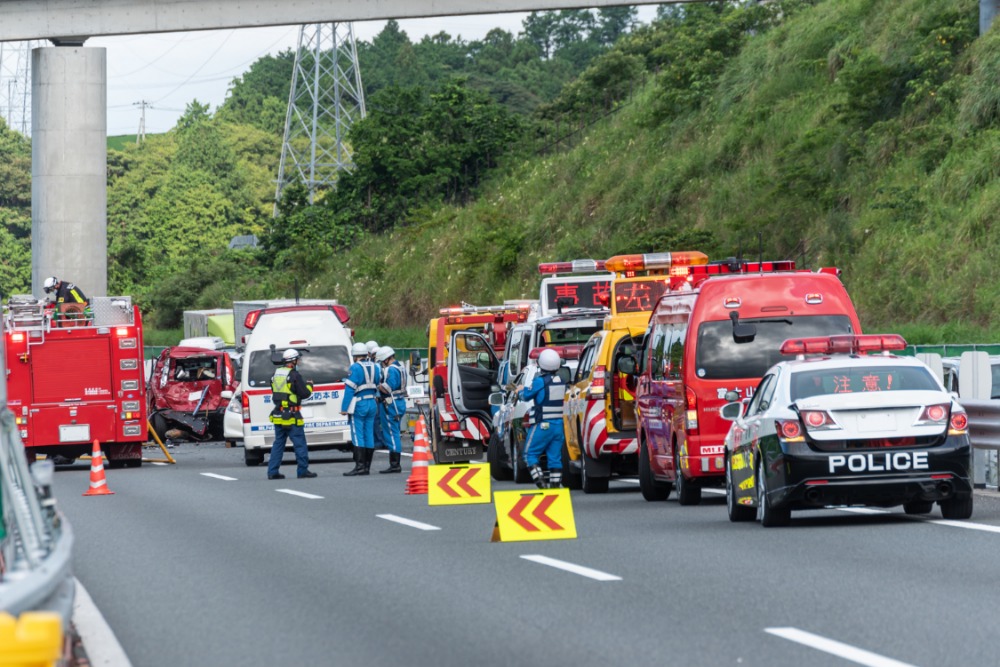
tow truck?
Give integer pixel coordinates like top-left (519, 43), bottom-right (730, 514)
top-left (4, 295), bottom-right (148, 466)
top-left (424, 303), bottom-right (531, 463)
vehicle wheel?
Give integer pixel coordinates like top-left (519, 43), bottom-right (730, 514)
top-left (726, 455), bottom-right (755, 522)
top-left (903, 500), bottom-right (934, 515)
top-left (244, 449), bottom-right (264, 467)
top-left (639, 440), bottom-right (671, 501)
top-left (940, 494), bottom-right (973, 520)
top-left (562, 440), bottom-right (582, 490)
top-left (674, 452), bottom-right (701, 506)
top-left (150, 413), bottom-right (169, 444)
top-left (581, 454), bottom-right (609, 494)
top-left (488, 432), bottom-right (512, 481)
top-left (757, 461), bottom-right (790, 527)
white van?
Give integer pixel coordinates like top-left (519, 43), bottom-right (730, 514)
top-left (239, 305), bottom-right (353, 466)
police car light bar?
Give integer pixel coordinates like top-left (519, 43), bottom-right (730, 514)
top-left (779, 334), bottom-right (908, 356)
top-left (538, 259), bottom-right (608, 275)
top-left (604, 251), bottom-right (709, 274)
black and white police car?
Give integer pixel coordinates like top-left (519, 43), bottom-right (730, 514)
top-left (721, 334), bottom-right (973, 527)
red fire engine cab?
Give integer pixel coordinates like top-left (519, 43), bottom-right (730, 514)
top-left (428, 303), bottom-right (531, 463)
top-left (4, 295), bottom-right (148, 466)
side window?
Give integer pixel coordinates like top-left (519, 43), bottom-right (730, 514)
top-left (757, 369), bottom-right (779, 412)
top-left (745, 374), bottom-right (776, 417)
top-left (508, 332), bottom-right (524, 377)
top-left (664, 323), bottom-right (686, 381)
top-left (650, 325), bottom-right (666, 381)
top-left (576, 340), bottom-right (598, 383)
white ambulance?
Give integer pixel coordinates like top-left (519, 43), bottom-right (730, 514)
top-left (239, 305), bottom-right (354, 466)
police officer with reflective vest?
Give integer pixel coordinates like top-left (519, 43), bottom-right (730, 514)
top-left (376, 346), bottom-right (407, 474)
top-left (267, 349), bottom-right (317, 480)
top-left (342, 342), bottom-right (383, 476)
top-left (366, 340), bottom-right (387, 450)
top-left (519, 349), bottom-right (566, 489)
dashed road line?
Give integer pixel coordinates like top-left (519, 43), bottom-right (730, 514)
top-left (149, 462), bottom-right (169, 466)
top-left (377, 514), bottom-right (441, 531)
top-left (703, 488), bottom-right (725, 495)
top-left (765, 627), bottom-right (918, 667)
top-left (520, 555), bottom-right (622, 581)
top-left (925, 518), bottom-right (1000, 534)
top-left (201, 473), bottom-right (237, 481)
top-left (276, 489), bottom-right (324, 500)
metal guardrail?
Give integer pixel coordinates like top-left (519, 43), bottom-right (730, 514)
top-left (961, 398), bottom-right (1000, 488)
top-left (0, 407), bottom-right (75, 624)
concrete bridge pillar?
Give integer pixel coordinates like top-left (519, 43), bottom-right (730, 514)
top-left (984, 0), bottom-right (1000, 34)
top-left (31, 46), bottom-right (107, 299)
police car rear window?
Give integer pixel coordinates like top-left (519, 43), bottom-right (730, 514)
top-left (695, 315), bottom-right (854, 380)
top-left (247, 346), bottom-right (351, 387)
top-left (790, 365), bottom-right (939, 400)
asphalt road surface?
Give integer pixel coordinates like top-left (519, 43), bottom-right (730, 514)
top-left (50, 441), bottom-right (1000, 667)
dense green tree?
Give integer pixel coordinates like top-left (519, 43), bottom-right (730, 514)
top-left (217, 51), bottom-right (294, 135)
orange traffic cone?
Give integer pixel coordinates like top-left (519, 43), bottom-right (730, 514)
top-left (83, 440), bottom-right (114, 496)
top-left (405, 416), bottom-right (432, 495)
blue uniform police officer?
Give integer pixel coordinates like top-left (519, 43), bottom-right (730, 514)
top-left (267, 348), bottom-right (317, 479)
top-left (518, 349), bottom-right (566, 488)
top-left (366, 340), bottom-right (387, 450)
top-left (376, 346), bottom-right (407, 474)
top-left (342, 342), bottom-right (383, 476)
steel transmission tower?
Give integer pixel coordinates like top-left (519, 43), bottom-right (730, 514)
top-left (0, 41), bottom-right (38, 136)
top-left (275, 23), bottom-right (366, 212)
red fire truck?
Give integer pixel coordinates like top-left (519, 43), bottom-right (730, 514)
top-left (427, 303), bottom-right (531, 463)
top-left (4, 296), bottom-right (148, 466)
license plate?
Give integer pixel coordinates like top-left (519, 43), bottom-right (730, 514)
top-left (857, 411), bottom-right (895, 432)
top-left (59, 424), bottom-right (91, 443)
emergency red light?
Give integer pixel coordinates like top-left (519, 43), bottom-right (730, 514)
top-left (528, 345), bottom-right (584, 361)
top-left (538, 259), bottom-right (608, 275)
top-left (115, 327), bottom-right (130, 337)
top-left (604, 251), bottom-right (708, 274)
top-left (439, 303), bottom-right (532, 316)
top-left (245, 309), bottom-right (262, 330)
top-left (780, 334), bottom-right (907, 356)
top-left (10, 333), bottom-right (24, 343)
top-left (331, 304), bottom-right (350, 324)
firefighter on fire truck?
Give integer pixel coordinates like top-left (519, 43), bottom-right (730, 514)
top-left (42, 276), bottom-right (90, 324)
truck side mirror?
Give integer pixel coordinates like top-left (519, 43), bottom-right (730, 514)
top-left (409, 351), bottom-right (421, 378)
top-left (488, 391), bottom-right (505, 407)
top-left (617, 356), bottom-right (636, 376)
top-left (720, 401), bottom-right (743, 420)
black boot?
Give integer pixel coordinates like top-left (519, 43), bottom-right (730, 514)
top-left (380, 451), bottom-right (402, 474)
top-left (362, 447), bottom-right (374, 474)
top-left (343, 448), bottom-right (366, 476)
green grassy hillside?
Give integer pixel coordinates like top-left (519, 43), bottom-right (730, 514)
top-left (302, 0), bottom-right (1000, 343)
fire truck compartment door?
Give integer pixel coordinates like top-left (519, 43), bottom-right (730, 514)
top-left (31, 338), bottom-right (113, 403)
top-left (448, 331), bottom-right (499, 417)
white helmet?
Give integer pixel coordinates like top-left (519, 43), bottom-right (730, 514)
top-left (538, 349), bottom-right (561, 372)
top-left (282, 348), bottom-right (300, 362)
top-left (43, 276), bottom-right (58, 293)
top-left (375, 346), bottom-right (395, 363)
top-left (365, 340), bottom-right (379, 354)
top-left (351, 342), bottom-right (369, 357)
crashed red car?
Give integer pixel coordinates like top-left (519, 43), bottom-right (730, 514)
top-left (148, 346), bottom-right (239, 441)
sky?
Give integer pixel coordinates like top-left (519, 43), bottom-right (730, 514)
top-left (75, 8), bottom-right (661, 136)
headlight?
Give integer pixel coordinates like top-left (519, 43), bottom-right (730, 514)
top-left (227, 395), bottom-right (242, 414)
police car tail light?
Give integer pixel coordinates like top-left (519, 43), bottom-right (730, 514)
top-left (590, 366), bottom-right (607, 398)
top-left (949, 411), bottom-right (968, 434)
top-left (801, 410), bottom-right (838, 431)
top-left (685, 387), bottom-right (698, 432)
top-left (538, 259), bottom-right (608, 275)
top-left (776, 419), bottom-right (804, 442)
top-left (916, 403), bottom-right (949, 426)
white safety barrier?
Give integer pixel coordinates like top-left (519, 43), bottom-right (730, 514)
top-left (961, 398), bottom-right (1000, 488)
top-left (0, 407), bottom-right (75, 624)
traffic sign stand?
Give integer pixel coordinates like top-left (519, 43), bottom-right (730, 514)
top-left (491, 488), bottom-right (577, 542)
top-left (427, 463), bottom-right (491, 505)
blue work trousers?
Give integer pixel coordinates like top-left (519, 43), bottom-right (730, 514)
top-left (268, 423), bottom-right (309, 477)
top-left (380, 399), bottom-right (405, 454)
top-left (350, 397), bottom-right (378, 449)
top-left (373, 399), bottom-right (386, 448)
top-left (524, 419), bottom-right (564, 470)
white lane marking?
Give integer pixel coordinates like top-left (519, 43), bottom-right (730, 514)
top-left (74, 578), bottom-right (134, 667)
top-left (201, 472), bottom-right (237, 481)
top-left (836, 507), bottom-right (890, 515)
top-left (703, 488), bottom-right (725, 495)
top-left (618, 478), bottom-right (640, 484)
top-left (924, 518), bottom-right (1000, 534)
top-left (375, 450), bottom-right (413, 458)
top-left (276, 489), bottom-right (324, 500)
top-left (377, 514), bottom-right (441, 531)
top-left (765, 627), bottom-right (918, 667)
top-left (520, 555), bottom-right (622, 581)
top-left (150, 462), bottom-right (168, 466)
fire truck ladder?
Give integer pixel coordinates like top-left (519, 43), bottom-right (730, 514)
top-left (4, 297), bottom-right (50, 346)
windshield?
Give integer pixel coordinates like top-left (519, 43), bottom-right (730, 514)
top-left (542, 322), bottom-right (603, 345)
top-left (247, 346), bottom-right (351, 388)
top-left (695, 315), bottom-right (855, 380)
top-left (790, 365), bottom-right (940, 400)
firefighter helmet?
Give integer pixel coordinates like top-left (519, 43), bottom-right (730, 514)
top-left (365, 340), bottom-right (379, 355)
top-left (351, 342), bottom-right (369, 357)
top-left (282, 349), bottom-right (300, 362)
top-left (375, 346), bottom-right (395, 363)
top-left (538, 349), bottom-right (561, 372)
top-left (43, 276), bottom-right (59, 293)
